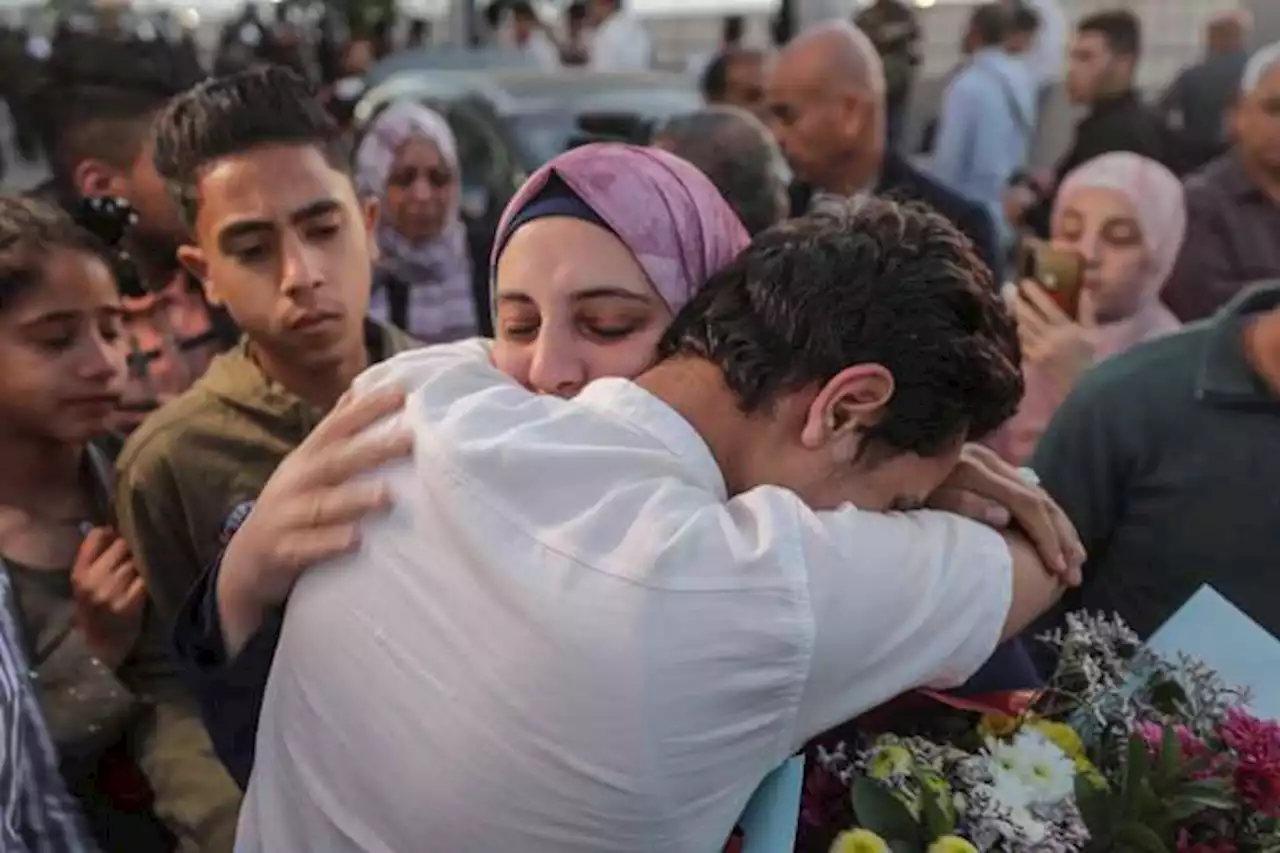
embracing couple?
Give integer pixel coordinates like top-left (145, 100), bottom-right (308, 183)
top-left (217, 194), bottom-right (1081, 851)
top-left (153, 69), bottom-right (1082, 853)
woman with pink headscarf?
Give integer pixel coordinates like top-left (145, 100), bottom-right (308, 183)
top-left (169, 142), bottom-right (751, 789)
top-left (998, 152), bottom-right (1187, 464)
top-left (487, 142), bottom-right (749, 395)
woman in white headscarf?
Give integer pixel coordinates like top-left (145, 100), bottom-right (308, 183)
top-left (997, 151), bottom-right (1186, 463)
top-left (354, 101), bottom-right (479, 343)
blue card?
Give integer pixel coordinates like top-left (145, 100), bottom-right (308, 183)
top-left (1147, 585), bottom-right (1280, 721)
top-left (736, 756), bottom-right (805, 853)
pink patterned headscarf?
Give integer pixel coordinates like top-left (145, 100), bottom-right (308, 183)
top-left (996, 152), bottom-right (1185, 464)
top-left (491, 143), bottom-right (750, 313)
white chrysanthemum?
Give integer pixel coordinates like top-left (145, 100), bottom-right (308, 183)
top-left (985, 730), bottom-right (1076, 805)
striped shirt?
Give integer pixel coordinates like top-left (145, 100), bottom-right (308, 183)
top-left (0, 568), bottom-right (99, 852)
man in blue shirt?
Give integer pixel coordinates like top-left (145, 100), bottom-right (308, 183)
top-left (930, 3), bottom-right (1037, 255)
top-left (0, 570), bottom-right (99, 852)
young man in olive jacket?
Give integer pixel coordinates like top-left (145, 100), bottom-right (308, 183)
top-left (115, 67), bottom-right (419, 786)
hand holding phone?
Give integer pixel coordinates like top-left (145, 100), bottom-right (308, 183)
top-left (1016, 240), bottom-right (1085, 319)
top-left (1012, 275), bottom-right (1099, 394)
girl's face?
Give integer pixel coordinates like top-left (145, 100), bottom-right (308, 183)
top-left (491, 217), bottom-right (673, 397)
top-left (0, 248), bottom-right (128, 444)
top-left (1052, 185), bottom-right (1150, 323)
top-left (382, 135), bottom-right (458, 243)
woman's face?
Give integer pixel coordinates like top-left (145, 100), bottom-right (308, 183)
top-left (0, 249), bottom-right (128, 444)
top-left (1052, 185), bottom-right (1149, 323)
top-left (382, 135), bottom-right (458, 243)
top-left (492, 217), bottom-right (673, 397)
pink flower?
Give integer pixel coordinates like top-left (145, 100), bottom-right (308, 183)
top-left (1138, 722), bottom-right (1212, 762)
top-left (1218, 709), bottom-right (1280, 817)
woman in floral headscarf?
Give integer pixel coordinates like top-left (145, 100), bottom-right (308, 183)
top-left (354, 101), bottom-right (479, 343)
top-left (997, 152), bottom-right (1187, 464)
top-left (487, 142), bottom-right (749, 395)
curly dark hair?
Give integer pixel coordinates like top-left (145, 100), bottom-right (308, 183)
top-left (152, 65), bottom-right (347, 226)
top-left (0, 195), bottom-right (113, 311)
top-left (657, 197), bottom-right (1023, 456)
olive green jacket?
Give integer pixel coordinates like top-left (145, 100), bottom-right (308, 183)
top-left (116, 320), bottom-right (420, 627)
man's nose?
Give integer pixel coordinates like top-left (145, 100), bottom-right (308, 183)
top-left (280, 235), bottom-right (324, 296)
top-left (527, 337), bottom-right (587, 398)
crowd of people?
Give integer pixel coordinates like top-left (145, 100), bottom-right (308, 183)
top-left (0, 1), bottom-right (1278, 852)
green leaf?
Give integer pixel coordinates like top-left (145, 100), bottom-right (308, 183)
top-left (913, 770), bottom-right (955, 840)
top-left (1123, 734), bottom-right (1152, 811)
top-left (1175, 778), bottom-right (1236, 803)
top-left (1074, 772), bottom-right (1113, 833)
top-left (1164, 797), bottom-right (1213, 823)
top-left (1114, 822), bottom-right (1171, 853)
top-left (851, 776), bottom-right (923, 847)
top-left (1155, 726), bottom-right (1182, 784)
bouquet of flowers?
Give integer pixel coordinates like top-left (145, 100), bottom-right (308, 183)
top-left (802, 612), bottom-right (1280, 853)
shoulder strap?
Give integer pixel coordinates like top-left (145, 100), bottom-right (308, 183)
top-left (969, 61), bottom-right (1034, 138)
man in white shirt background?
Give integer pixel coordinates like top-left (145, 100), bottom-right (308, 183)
top-left (504, 0), bottom-right (564, 70)
top-left (586, 0), bottom-right (653, 71)
top-left (234, 199), bottom-right (1082, 853)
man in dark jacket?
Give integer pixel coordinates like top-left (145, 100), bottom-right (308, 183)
top-left (1010, 11), bottom-right (1182, 237)
top-left (770, 20), bottom-right (1000, 278)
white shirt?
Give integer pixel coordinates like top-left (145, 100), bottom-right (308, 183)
top-left (238, 341), bottom-right (1012, 853)
top-left (587, 13), bottom-right (651, 72)
top-left (518, 30), bottom-right (562, 70)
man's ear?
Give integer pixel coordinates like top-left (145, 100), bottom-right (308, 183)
top-left (799, 363), bottom-right (895, 452)
top-left (362, 195), bottom-right (381, 265)
top-left (72, 158), bottom-right (128, 199)
top-left (177, 244), bottom-right (215, 304)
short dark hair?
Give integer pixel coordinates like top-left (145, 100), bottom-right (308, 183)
top-left (969, 4), bottom-right (1011, 48)
top-left (1010, 3), bottom-right (1040, 35)
top-left (1078, 10), bottom-right (1141, 58)
top-left (722, 15), bottom-right (745, 45)
top-left (0, 196), bottom-right (112, 311)
top-left (510, 0), bottom-right (537, 20)
top-left (152, 66), bottom-right (347, 226)
top-left (700, 49), bottom-right (761, 103)
top-left (654, 107), bottom-right (785, 236)
top-left (40, 35), bottom-right (206, 193)
top-left (658, 198), bottom-right (1022, 456)
top-left (701, 52), bottom-right (731, 101)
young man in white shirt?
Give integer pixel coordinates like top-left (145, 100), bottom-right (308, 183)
top-left (586, 0), bottom-right (652, 71)
top-left (507, 0), bottom-right (563, 70)
top-left (234, 198), bottom-right (1082, 853)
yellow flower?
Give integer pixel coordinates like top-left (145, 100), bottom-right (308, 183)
top-left (979, 713), bottom-right (1021, 738)
top-left (1030, 720), bottom-right (1085, 761)
top-left (867, 745), bottom-right (913, 781)
top-left (928, 836), bottom-right (978, 853)
top-left (830, 829), bottom-right (891, 853)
